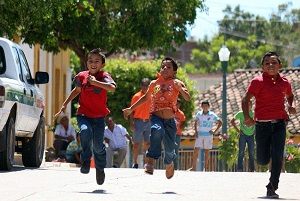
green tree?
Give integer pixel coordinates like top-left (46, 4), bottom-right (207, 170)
top-left (0, 0), bottom-right (206, 70)
top-left (217, 4), bottom-right (300, 66)
top-left (187, 35), bottom-right (272, 73)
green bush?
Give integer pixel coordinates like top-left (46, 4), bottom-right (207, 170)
top-left (285, 139), bottom-right (300, 173)
top-left (218, 128), bottom-right (239, 168)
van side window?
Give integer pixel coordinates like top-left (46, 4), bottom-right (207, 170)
top-left (19, 50), bottom-right (34, 85)
top-left (0, 47), bottom-right (5, 74)
top-left (12, 47), bottom-right (23, 81)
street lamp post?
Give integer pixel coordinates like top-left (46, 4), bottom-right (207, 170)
top-left (218, 45), bottom-right (230, 135)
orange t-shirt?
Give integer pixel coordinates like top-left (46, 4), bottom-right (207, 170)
top-left (148, 74), bottom-right (183, 114)
top-left (175, 109), bottom-right (186, 135)
top-left (131, 90), bottom-right (151, 120)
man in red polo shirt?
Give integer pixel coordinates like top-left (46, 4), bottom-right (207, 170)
top-left (130, 78), bottom-right (151, 169)
top-left (242, 52), bottom-right (296, 198)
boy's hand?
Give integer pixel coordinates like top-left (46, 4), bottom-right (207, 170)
top-left (87, 75), bottom-right (96, 85)
top-left (174, 80), bottom-right (182, 91)
top-left (122, 108), bottom-right (132, 120)
top-left (288, 106), bottom-right (296, 115)
top-left (55, 106), bottom-right (66, 117)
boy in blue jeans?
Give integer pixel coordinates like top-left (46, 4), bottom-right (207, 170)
top-left (123, 57), bottom-right (190, 179)
top-left (56, 48), bottom-right (116, 185)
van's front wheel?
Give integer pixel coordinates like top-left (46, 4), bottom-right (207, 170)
top-left (0, 117), bottom-right (16, 171)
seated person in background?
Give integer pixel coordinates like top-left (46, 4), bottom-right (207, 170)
top-left (104, 117), bottom-right (133, 168)
top-left (66, 132), bottom-right (82, 164)
top-left (53, 113), bottom-right (76, 159)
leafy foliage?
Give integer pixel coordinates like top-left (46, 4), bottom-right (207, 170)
top-left (218, 128), bottom-right (239, 168)
top-left (186, 3), bottom-right (300, 74)
top-left (285, 139), bottom-right (300, 173)
top-left (0, 0), bottom-right (206, 70)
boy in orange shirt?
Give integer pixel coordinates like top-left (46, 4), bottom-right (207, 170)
top-left (123, 57), bottom-right (190, 179)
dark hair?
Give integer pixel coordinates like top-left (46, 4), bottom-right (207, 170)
top-left (201, 100), bottom-right (210, 106)
top-left (88, 48), bottom-right (106, 63)
top-left (140, 78), bottom-right (150, 85)
top-left (261, 51), bottom-right (281, 65)
top-left (161, 57), bottom-right (178, 71)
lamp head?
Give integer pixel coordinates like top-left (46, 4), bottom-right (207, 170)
top-left (218, 45), bottom-right (230, 61)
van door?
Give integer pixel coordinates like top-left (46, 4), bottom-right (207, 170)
top-left (16, 48), bottom-right (40, 133)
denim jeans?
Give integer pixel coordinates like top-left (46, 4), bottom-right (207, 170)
top-left (174, 134), bottom-right (182, 170)
top-left (255, 120), bottom-right (286, 190)
top-left (146, 115), bottom-right (177, 165)
top-left (77, 115), bottom-right (106, 170)
top-left (237, 134), bottom-right (255, 171)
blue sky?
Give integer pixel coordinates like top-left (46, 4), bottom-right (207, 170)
top-left (188, 0), bottom-right (300, 40)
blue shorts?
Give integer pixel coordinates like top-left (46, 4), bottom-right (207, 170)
top-left (133, 119), bottom-right (151, 143)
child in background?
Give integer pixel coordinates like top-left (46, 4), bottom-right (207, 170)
top-left (66, 133), bottom-right (82, 164)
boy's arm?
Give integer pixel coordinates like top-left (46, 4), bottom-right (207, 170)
top-left (88, 75), bottom-right (116, 92)
top-left (211, 119), bottom-right (222, 135)
top-left (286, 94), bottom-right (296, 114)
top-left (123, 92), bottom-right (151, 120)
top-left (174, 79), bottom-right (190, 101)
top-left (194, 120), bottom-right (198, 138)
top-left (125, 134), bottom-right (133, 146)
top-left (55, 87), bottom-right (81, 116)
top-left (242, 93), bottom-right (255, 126)
top-left (74, 152), bottom-right (81, 164)
top-left (230, 117), bottom-right (241, 134)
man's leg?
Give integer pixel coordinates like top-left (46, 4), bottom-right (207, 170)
top-left (237, 134), bottom-right (247, 171)
top-left (115, 147), bottom-right (127, 168)
top-left (132, 142), bottom-right (140, 167)
top-left (247, 135), bottom-right (255, 172)
top-left (106, 147), bottom-right (114, 168)
top-left (192, 147), bottom-right (200, 171)
top-left (204, 149), bottom-right (210, 170)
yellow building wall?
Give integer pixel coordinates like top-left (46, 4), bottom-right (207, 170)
top-left (45, 50), bottom-right (70, 148)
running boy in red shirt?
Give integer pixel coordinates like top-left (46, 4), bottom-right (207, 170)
top-left (56, 48), bottom-right (116, 185)
top-left (242, 52), bottom-right (296, 198)
top-left (123, 57), bottom-right (190, 179)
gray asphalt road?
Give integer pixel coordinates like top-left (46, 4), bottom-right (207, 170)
top-left (0, 164), bottom-right (299, 201)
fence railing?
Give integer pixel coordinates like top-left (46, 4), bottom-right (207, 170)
top-left (155, 148), bottom-right (250, 172)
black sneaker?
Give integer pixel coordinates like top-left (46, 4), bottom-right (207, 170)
top-left (96, 169), bottom-right (105, 185)
top-left (267, 188), bottom-right (279, 199)
top-left (80, 160), bottom-right (91, 174)
top-left (132, 163), bottom-right (138, 169)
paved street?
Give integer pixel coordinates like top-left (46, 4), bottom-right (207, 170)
top-left (1, 162), bottom-right (300, 201)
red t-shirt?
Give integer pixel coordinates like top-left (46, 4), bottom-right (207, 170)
top-left (131, 90), bottom-right (151, 120)
top-left (247, 72), bottom-right (292, 120)
top-left (175, 109), bottom-right (186, 135)
top-left (73, 70), bottom-right (115, 118)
